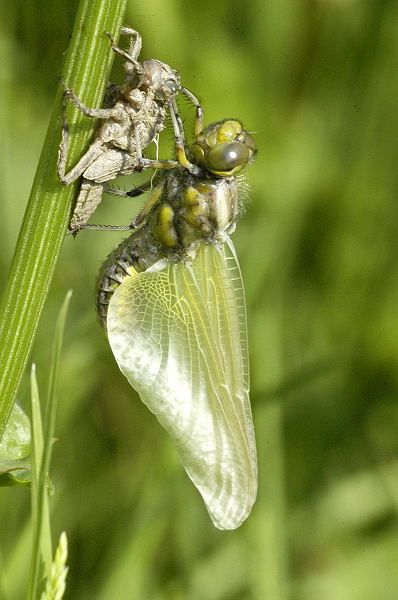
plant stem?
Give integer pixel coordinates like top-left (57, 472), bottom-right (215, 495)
top-left (28, 291), bottom-right (72, 600)
top-left (0, 0), bottom-right (128, 439)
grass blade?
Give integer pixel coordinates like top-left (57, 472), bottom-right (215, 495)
top-left (28, 291), bottom-right (72, 600)
top-left (42, 290), bottom-right (73, 490)
top-left (29, 363), bottom-right (46, 599)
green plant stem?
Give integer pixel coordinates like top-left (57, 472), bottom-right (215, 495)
top-left (29, 291), bottom-right (72, 600)
top-left (29, 364), bottom-right (44, 600)
top-left (0, 0), bottom-right (128, 439)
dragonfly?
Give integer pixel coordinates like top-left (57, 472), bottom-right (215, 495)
top-left (95, 118), bottom-right (257, 530)
top-left (58, 26), bottom-right (202, 234)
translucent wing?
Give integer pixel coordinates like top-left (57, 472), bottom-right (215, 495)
top-left (107, 238), bottom-right (257, 529)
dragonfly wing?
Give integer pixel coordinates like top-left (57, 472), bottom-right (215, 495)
top-left (107, 238), bottom-right (257, 529)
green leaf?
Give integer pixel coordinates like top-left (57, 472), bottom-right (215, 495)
top-left (0, 402), bottom-right (31, 461)
top-left (0, 459), bottom-right (31, 487)
top-left (0, 402), bottom-right (32, 486)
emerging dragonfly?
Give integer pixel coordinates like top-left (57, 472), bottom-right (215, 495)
top-left (58, 26), bottom-right (202, 234)
top-left (96, 119), bottom-right (258, 530)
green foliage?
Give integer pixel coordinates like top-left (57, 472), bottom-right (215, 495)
top-left (0, 0), bottom-right (398, 598)
top-left (0, 403), bottom-right (32, 487)
top-left (40, 532), bottom-right (68, 600)
top-left (29, 291), bottom-right (71, 600)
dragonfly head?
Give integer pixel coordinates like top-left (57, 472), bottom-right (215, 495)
top-left (190, 120), bottom-right (256, 177)
top-left (139, 59), bottom-right (181, 101)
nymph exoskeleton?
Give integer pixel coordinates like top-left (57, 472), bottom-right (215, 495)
top-left (57, 26), bottom-right (203, 234)
top-left (95, 119), bottom-right (258, 530)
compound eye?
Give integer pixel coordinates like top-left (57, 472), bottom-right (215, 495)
top-left (206, 142), bottom-right (250, 173)
top-left (163, 79), bottom-right (179, 95)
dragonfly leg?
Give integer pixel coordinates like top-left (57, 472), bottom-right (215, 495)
top-left (105, 179), bottom-right (153, 198)
top-left (104, 181), bottom-right (165, 229)
top-left (74, 181), bottom-right (165, 232)
top-left (72, 224), bottom-right (132, 232)
top-left (138, 158), bottom-right (180, 170)
top-left (107, 180), bottom-right (166, 228)
top-left (134, 125), bottom-right (179, 171)
top-left (119, 26), bottom-right (143, 61)
top-left (69, 180), bottom-right (105, 234)
top-left (106, 30), bottom-right (141, 70)
top-left (63, 88), bottom-right (116, 120)
top-left (168, 98), bottom-right (200, 174)
top-left (180, 86), bottom-right (204, 137)
top-left (131, 182), bottom-right (165, 228)
top-left (57, 91), bottom-right (105, 185)
top-left (133, 101), bottom-right (200, 174)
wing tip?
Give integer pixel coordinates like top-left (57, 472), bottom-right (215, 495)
top-left (208, 492), bottom-right (257, 530)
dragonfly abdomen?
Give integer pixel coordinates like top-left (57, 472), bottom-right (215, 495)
top-left (97, 227), bottom-right (162, 329)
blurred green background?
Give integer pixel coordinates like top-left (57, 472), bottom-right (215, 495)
top-left (1, 0), bottom-right (398, 598)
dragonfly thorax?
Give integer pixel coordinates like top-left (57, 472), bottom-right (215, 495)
top-left (151, 169), bottom-right (240, 250)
